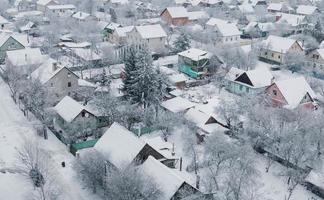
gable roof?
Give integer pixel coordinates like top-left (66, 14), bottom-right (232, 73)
top-left (54, 96), bottom-right (96, 122)
top-left (0, 15), bottom-right (9, 24)
top-left (37, 0), bottom-right (56, 6)
top-left (273, 76), bottom-right (315, 109)
top-left (235, 68), bottom-right (273, 88)
top-left (296, 5), bottom-right (317, 15)
top-left (206, 18), bottom-right (241, 37)
top-left (6, 48), bottom-right (46, 67)
top-left (0, 33), bottom-right (29, 47)
top-left (31, 58), bottom-right (78, 84)
top-left (163, 7), bottom-right (188, 18)
top-left (72, 11), bottom-right (91, 20)
top-left (161, 97), bottom-right (195, 113)
top-left (94, 122), bottom-right (146, 169)
top-left (225, 67), bottom-right (245, 81)
top-left (114, 26), bottom-right (134, 37)
top-left (139, 156), bottom-right (196, 200)
top-left (135, 24), bottom-right (167, 39)
top-left (178, 48), bottom-right (211, 61)
top-left (262, 35), bottom-right (298, 53)
top-left (277, 13), bottom-right (306, 27)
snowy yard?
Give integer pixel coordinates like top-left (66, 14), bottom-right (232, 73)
top-left (0, 78), bottom-right (100, 200)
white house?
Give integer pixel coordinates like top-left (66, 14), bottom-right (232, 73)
top-left (45, 4), bottom-right (76, 17)
top-left (206, 18), bottom-right (241, 45)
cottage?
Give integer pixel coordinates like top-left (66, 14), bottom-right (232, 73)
top-left (5, 48), bottom-right (47, 74)
top-left (260, 35), bottom-right (303, 64)
top-left (184, 108), bottom-right (226, 135)
top-left (267, 3), bottom-right (292, 13)
top-left (36, 0), bottom-right (58, 11)
top-left (178, 48), bottom-right (212, 79)
top-left (160, 7), bottom-right (189, 26)
top-left (224, 67), bottom-right (274, 95)
top-left (0, 33), bottom-right (29, 63)
top-left (206, 18), bottom-right (241, 45)
top-left (31, 58), bottom-right (79, 103)
top-left (72, 11), bottom-right (96, 22)
top-left (265, 76), bottom-right (317, 110)
top-left (53, 96), bottom-right (102, 142)
top-left (138, 156), bottom-right (202, 200)
top-left (15, 0), bottom-right (36, 11)
top-left (94, 122), bottom-right (166, 170)
top-left (128, 24), bottom-right (167, 55)
top-left (108, 25), bottom-right (134, 45)
top-left (45, 4), bottom-right (76, 17)
top-left (296, 5), bottom-right (318, 16)
top-left (276, 13), bottom-right (307, 34)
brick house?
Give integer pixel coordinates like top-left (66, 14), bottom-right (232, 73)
top-left (160, 7), bottom-right (190, 26)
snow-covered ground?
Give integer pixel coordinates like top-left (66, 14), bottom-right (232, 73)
top-left (0, 78), bottom-right (101, 200)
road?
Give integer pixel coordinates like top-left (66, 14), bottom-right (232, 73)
top-left (0, 77), bottom-right (100, 200)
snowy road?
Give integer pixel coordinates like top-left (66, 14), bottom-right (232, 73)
top-left (0, 78), bottom-right (100, 200)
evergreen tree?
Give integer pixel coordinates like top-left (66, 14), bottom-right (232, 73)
top-left (99, 68), bottom-right (111, 87)
top-left (122, 45), bottom-right (166, 109)
top-left (172, 32), bottom-right (191, 53)
top-left (122, 45), bottom-right (140, 100)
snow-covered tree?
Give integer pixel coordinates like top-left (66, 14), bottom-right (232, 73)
top-left (283, 51), bottom-right (306, 73)
top-left (172, 32), bottom-right (191, 54)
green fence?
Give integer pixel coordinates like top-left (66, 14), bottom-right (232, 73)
top-left (70, 139), bottom-right (98, 156)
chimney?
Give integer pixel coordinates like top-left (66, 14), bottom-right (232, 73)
top-left (52, 62), bottom-right (58, 71)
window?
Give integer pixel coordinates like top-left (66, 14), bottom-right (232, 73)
top-left (246, 87), bottom-right (249, 93)
top-left (81, 112), bottom-right (85, 117)
top-left (278, 55), bottom-right (281, 59)
top-left (50, 83), bottom-right (54, 87)
top-left (67, 72), bottom-right (71, 77)
top-left (68, 82), bottom-right (72, 87)
top-left (239, 85), bottom-right (243, 91)
top-left (271, 53), bottom-right (274, 57)
top-left (273, 90), bottom-right (277, 96)
top-left (265, 52), bottom-right (267, 56)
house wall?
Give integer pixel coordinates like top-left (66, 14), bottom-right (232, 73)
top-left (260, 41), bottom-right (303, 64)
top-left (307, 50), bottom-right (324, 69)
top-left (0, 37), bottom-right (25, 63)
top-left (45, 68), bottom-right (79, 103)
top-left (225, 81), bottom-right (260, 95)
top-left (265, 83), bottom-right (287, 107)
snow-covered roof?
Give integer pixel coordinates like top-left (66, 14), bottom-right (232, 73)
top-left (277, 13), bottom-right (306, 27)
top-left (47, 4), bottom-right (76, 10)
top-left (267, 3), bottom-right (283, 11)
top-left (206, 18), bottom-right (241, 37)
top-left (296, 5), bottom-right (317, 15)
top-left (262, 35), bottom-right (298, 53)
top-left (72, 48), bottom-right (101, 61)
top-left (163, 7), bottom-right (188, 18)
top-left (31, 58), bottom-right (72, 84)
top-left (305, 170), bottom-right (324, 189)
top-left (316, 49), bottom-right (324, 59)
top-left (178, 48), bottom-right (211, 61)
top-left (14, 11), bottom-right (43, 19)
top-left (258, 22), bottom-right (276, 32)
top-left (141, 135), bottom-right (176, 159)
top-left (0, 33), bottom-right (29, 47)
top-left (0, 15), bottom-right (9, 24)
top-left (37, 0), bottom-right (55, 6)
top-left (138, 156), bottom-right (196, 200)
top-left (58, 42), bottom-right (91, 48)
top-left (72, 11), bottom-right (91, 20)
top-left (114, 26), bottom-right (134, 37)
top-left (225, 67), bottom-right (245, 81)
top-left (20, 21), bottom-right (35, 32)
top-left (54, 96), bottom-right (96, 122)
top-left (94, 122), bottom-right (146, 169)
top-left (78, 79), bottom-right (96, 88)
top-left (273, 76), bottom-right (316, 109)
top-left (187, 11), bottom-right (208, 20)
top-left (111, 0), bottom-right (129, 4)
top-left (135, 24), bottom-right (167, 39)
top-left (161, 96), bottom-right (195, 113)
top-left (168, 73), bottom-right (188, 84)
top-left (185, 108), bottom-right (214, 126)
top-left (238, 3), bottom-right (255, 14)
top-left (6, 48), bottom-right (46, 67)
top-left (237, 68), bottom-right (274, 88)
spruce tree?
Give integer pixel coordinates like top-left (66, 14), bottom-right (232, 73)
top-left (172, 32), bottom-right (191, 53)
top-left (122, 45), bottom-right (140, 100)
